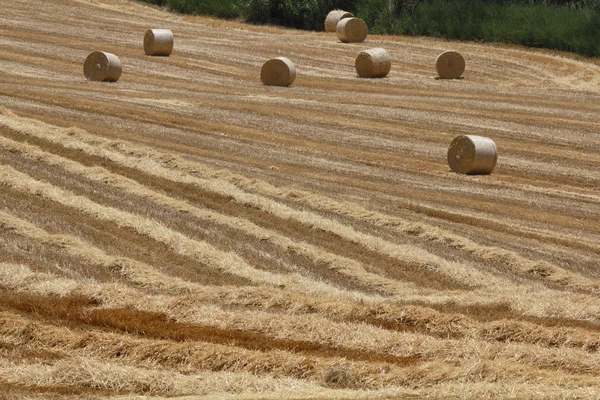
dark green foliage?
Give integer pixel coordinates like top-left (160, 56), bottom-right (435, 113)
top-left (137, 0), bottom-right (356, 24)
top-left (133, 0), bottom-right (600, 57)
top-left (136, 0), bottom-right (167, 5)
top-left (244, 0), bottom-right (356, 30)
top-left (356, 0), bottom-right (600, 57)
top-left (137, 0), bottom-right (246, 18)
top-left (166, 0), bottom-right (246, 18)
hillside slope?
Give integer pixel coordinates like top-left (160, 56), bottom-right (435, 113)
top-left (1, 0), bottom-right (600, 398)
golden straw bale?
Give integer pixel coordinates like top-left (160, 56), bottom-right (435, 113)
top-left (336, 18), bottom-right (368, 43)
top-left (436, 50), bottom-right (465, 79)
top-left (355, 48), bottom-right (391, 78)
top-left (144, 29), bottom-right (174, 56)
top-left (260, 57), bottom-right (296, 87)
top-left (447, 135), bottom-right (498, 175)
top-left (83, 51), bottom-right (122, 82)
top-left (325, 10), bottom-right (353, 32)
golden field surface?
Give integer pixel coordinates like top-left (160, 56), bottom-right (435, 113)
top-left (1, 0), bottom-right (600, 398)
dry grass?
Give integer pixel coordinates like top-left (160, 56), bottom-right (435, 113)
top-left (1, 0), bottom-right (600, 397)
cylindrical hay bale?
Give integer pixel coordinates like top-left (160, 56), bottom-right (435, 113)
top-left (260, 57), bottom-right (296, 87)
top-left (336, 18), bottom-right (368, 43)
top-left (355, 48), bottom-right (391, 78)
top-left (447, 135), bottom-right (498, 175)
top-left (325, 10), bottom-right (353, 32)
top-left (144, 29), bottom-right (174, 56)
top-left (436, 50), bottom-right (465, 79)
top-left (83, 51), bottom-right (122, 82)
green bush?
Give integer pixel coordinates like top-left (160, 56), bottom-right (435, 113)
top-left (137, 0), bottom-right (245, 18)
top-left (169, 0), bottom-right (246, 18)
top-left (244, 0), bottom-right (356, 30)
top-left (134, 0), bottom-right (600, 57)
top-left (356, 0), bottom-right (600, 56)
top-left (138, 0), bottom-right (357, 26)
top-left (137, 0), bottom-right (166, 5)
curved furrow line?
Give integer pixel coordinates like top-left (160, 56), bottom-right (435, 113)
top-left (8, 94), bottom-right (598, 230)
top-left (0, 133), bottom-right (450, 296)
top-left (0, 229), bottom-right (122, 283)
top-left (1, 49), bottom-right (597, 198)
top-left (0, 112), bottom-right (527, 291)
top-left (0, 139), bottom-right (383, 294)
top-left (5, 261), bottom-right (600, 356)
top-left (0, 356), bottom-right (347, 399)
top-left (1, 86), bottom-right (598, 254)
top-left (0, 290), bottom-right (418, 367)
top-left (3, 0), bottom-right (600, 396)
top-left (6, 94), bottom-right (596, 218)
top-left (15, 111), bottom-right (598, 286)
top-left (3, 96), bottom-right (596, 282)
top-left (0, 164), bottom-right (377, 299)
top-left (2, 301), bottom-right (600, 390)
top-left (4, 53), bottom-right (598, 177)
top-left (0, 210), bottom-right (227, 294)
top-left (0, 312), bottom-right (468, 390)
top-left (2, 110), bottom-right (598, 298)
top-left (0, 179), bottom-right (252, 287)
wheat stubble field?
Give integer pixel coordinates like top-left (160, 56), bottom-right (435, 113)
top-left (1, 0), bottom-right (600, 398)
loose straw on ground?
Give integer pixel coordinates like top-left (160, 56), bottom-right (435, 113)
top-left (260, 57), bottom-right (296, 87)
top-left (144, 29), bottom-right (174, 56)
top-left (83, 51), bottom-right (122, 82)
top-left (336, 18), bottom-right (368, 43)
top-left (325, 10), bottom-right (353, 33)
top-left (436, 50), bottom-right (465, 79)
top-left (447, 135), bottom-right (498, 175)
top-left (355, 48), bottom-right (391, 78)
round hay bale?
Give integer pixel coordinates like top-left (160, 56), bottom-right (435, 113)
top-left (144, 29), bottom-right (174, 56)
top-left (83, 51), bottom-right (122, 82)
top-left (336, 18), bottom-right (368, 43)
top-left (436, 50), bottom-right (465, 79)
top-left (260, 57), bottom-right (296, 87)
top-left (355, 48), bottom-right (391, 78)
top-left (447, 135), bottom-right (498, 175)
top-left (325, 10), bottom-right (353, 33)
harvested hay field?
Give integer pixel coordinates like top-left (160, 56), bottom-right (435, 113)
top-left (1, 0), bottom-right (600, 398)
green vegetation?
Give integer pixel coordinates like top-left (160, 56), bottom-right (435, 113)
top-left (137, 0), bottom-right (354, 27)
top-left (358, 0), bottom-right (600, 57)
top-left (137, 0), bottom-right (242, 18)
top-left (136, 0), bottom-right (600, 57)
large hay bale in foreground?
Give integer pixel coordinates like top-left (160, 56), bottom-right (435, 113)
top-left (355, 48), bottom-right (391, 78)
top-left (436, 50), bottom-right (465, 79)
top-left (336, 18), bottom-right (368, 43)
top-left (447, 135), bottom-right (498, 175)
top-left (260, 57), bottom-right (296, 87)
top-left (144, 29), bottom-right (174, 56)
top-left (325, 10), bottom-right (353, 32)
top-left (83, 51), bottom-right (122, 82)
